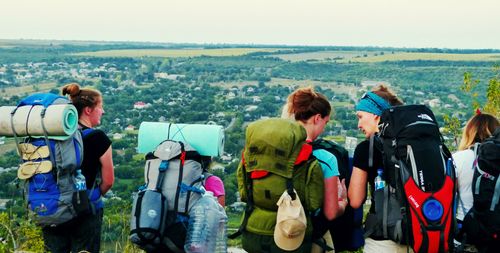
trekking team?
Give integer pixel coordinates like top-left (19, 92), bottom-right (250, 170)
top-left (7, 82), bottom-right (498, 253)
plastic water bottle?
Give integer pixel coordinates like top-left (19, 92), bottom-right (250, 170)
top-left (214, 204), bottom-right (228, 253)
top-left (184, 191), bottom-right (219, 253)
top-left (75, 169), bottom-right (87, 191)
top-left (374, 168), bottom-right (385, 191)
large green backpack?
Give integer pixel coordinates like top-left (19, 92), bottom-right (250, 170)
top-left (231, 118), bottom-right (324, 252)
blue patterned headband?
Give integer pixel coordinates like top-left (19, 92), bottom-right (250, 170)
top-left (355, 92), bottom-right (391, 116)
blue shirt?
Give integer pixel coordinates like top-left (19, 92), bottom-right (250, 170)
top-left (313, 149), bottom-right (340, 179)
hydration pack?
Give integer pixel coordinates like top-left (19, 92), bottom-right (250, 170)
top-left (366, 105), bottom-right (456, 253)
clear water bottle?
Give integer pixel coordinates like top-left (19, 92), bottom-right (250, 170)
top-left (374, 168), bottom-right (385, 191)
top-left (184, 191), bottom-right (219, 253)
top-left (214, 203), bottom-right (228, 253)
top-left (75, 169), bottom-right (87, 191)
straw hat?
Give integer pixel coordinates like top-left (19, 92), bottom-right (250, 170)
top-left (274, 189), bottom-right (307, 251)
top-left (17, 161), bottom-right (52, 179)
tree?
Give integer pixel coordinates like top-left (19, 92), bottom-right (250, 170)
top-left (462, 65), bottom-right (499, 117)
top-left (443, 65), bottom-right (500, 149)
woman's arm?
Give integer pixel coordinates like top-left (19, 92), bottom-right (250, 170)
top-left (348, 166), bottom-right (368, 209)
top-left (217, 195), bottom-right (225, 207)
top-left (99, 146), bottom-right (114, 195)
top-left (323, 175), bottom-right (349, 220)
top-left (323, 176), bottom-right (338, 220)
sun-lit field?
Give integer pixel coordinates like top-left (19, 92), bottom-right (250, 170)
top-left (74, 48), bottom-right (281, 58)
top-left (272, 50), bottom-right (500, 63)
top-left (271, 50), bottom-right (386, 62)
top-left (211, 77), bottom-right (358, 95)
top-left (347, 52), bottom-right (500, 62)
top-left (0, 82), bottom-right (58, 98)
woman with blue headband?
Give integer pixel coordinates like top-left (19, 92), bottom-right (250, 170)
top-left (347, 84), bottom-right (407, 253)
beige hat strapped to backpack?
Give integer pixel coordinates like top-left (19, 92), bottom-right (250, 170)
top-left (274, 189), bottom-right (307, 251)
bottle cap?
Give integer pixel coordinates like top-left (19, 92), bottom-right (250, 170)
top-left (422, 199), bottom-right (443, 221)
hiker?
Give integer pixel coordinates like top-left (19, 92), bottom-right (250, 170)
top-left (42, 83), bottom-right (114, 253)
top-left (282, 87), bottom-right (348, 251)
top-left (453, 112), bottom-right (499, 251)
top-left (282, 87), bottom-right (348, 222)
top-left (348, 84), bottom-right (408, 253)
top-left (201, 156), bottom-right (226, 206)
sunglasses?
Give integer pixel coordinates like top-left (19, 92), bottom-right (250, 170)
top-left (361, 92), bottom-right (385, 111)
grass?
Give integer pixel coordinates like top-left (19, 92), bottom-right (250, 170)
top-left (0, 82), bottom-right (58, 98)
top-left (346, 52), bottom-right (500, 63)
top-left (271, 50), bottom-right (387, 62)
top-left (271, 50), bottom-right (500, 63)
top-left (73, 48), bottom-right (281, 58)
top-left (0, 139), bottom-right (16, 156)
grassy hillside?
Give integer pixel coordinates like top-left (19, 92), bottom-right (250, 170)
top-left (74, 48), bottom-right (281, 58)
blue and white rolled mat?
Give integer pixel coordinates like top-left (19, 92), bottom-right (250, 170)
top-left (138, 122), bottom-right (224, 157)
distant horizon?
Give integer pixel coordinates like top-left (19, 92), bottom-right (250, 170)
top-left (2, 0), bottom-right (500, 50)
top-left (2, 38), bottom-right (500, 51)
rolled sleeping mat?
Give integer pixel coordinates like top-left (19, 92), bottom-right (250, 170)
top-left (0, 104), bottom-right (78, 139)
top-left (138, 122), bottom-right (224, 157)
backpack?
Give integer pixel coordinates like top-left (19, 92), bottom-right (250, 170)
top-left (368, 105), bottom-right (456, 253)
top-left (462, 127), bottom-right (500, 248)
top-left (9, 93), bottom-right (88, 227)
top-left (230, 118), bottom-right (324, 252)
top-left (311, 139), bottom-right (365, 251)
top-left (130, 140), bottom-right (207, 252)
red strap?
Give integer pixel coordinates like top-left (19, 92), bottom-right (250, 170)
top-left (250, 170), bottom-right (269, 179)
top-left (295, 142), bottom-right (312, 165)
top-left (180, 151), bottom-right (186, 166)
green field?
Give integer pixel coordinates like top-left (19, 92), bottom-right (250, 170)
top-left (74, 48), bottom-right (281, 58)
top-left (272, 50), bottom-right (500, 63)
top-left (0, 82), bottom-right (58, 98)
top-left (272, 50), bottom-right (386, 62)
top-left (349, 52), bottom-right (500, 62)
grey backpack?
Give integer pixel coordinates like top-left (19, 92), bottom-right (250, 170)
top-left (130, 140), bottom-right (206, 251)
top-left (10, 93), bottom-right (89, 227)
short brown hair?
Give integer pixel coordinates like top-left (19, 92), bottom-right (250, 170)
top-left (61, 83), bottom-right (102, 116)
top-left (285, 87), bottom-right (331, 122)
top-left (372, 84), bottom-right (403, 106)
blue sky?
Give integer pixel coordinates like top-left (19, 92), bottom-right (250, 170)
top-left (1, 0), bottom-right (499, 49)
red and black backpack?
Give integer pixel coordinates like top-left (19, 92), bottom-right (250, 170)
top-left (367, 105), bottom-right (456, 253)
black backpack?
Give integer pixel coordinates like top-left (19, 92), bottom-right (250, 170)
top-left (462, 127), bottom-right (500, 249)
top-left (311, 139), bottom-right (364, 251)
top-left (368, 105), bottom-right (456, 253)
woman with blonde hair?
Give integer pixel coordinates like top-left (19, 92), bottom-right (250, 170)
top-left (42, 83), bottom-right (114, 253)
top-left (453, 112), bottom-right (499, 245)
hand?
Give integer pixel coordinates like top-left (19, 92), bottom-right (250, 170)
top-left (338, 178), bottom-right (348, 212)
top-left (338, 178), bottom-right (347, 201)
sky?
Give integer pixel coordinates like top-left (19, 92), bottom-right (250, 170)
top-left (1, 0), bottom-right (499, 49)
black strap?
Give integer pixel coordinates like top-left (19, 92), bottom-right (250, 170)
top-left (287, 178), bottom-right (296, 200)
top-left (173, 142), bottom-right (185, 213)
top-left (228, 163), bottom-right (254, 239)
top-left (369, 135), bottom-right (375, 168)
top-left (383, 186), bottom-right (389, 239)
top-left (9, 107), bottom-right (24, 164)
